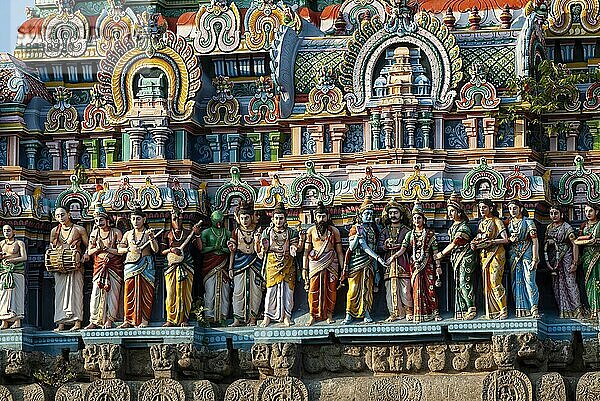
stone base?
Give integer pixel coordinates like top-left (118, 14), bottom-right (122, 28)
top-left (0, 327), bottom-right (79, 354)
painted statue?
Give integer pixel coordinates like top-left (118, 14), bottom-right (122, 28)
top-left (117, 206), bottom-right (160, 328)
top-left (506, 200), bottom-right (540, 319)
top-left (302, 201), bottom-right (344, 326)
top-left (161, 207), bottom-right (202, 327)
top-left (378, 198), bottom-right (412, 322)
top-left (389, 202), bottom-right (442, 322)
top-left (574, 202), bottom-right (600, 319)
top-left (49, 207), bottom-right (88, 331)
top-left (544, 204), bottom-right (582, 318)
top-left (259, 202), bottom-right (301, 327)
top-left (201, 210), bottom-right (231, 324)
top-left (85, 206), bottom-right (124, 329)
top-left (435, 193), bottom-right (477, 320)
top-left (227, 201), bottom-right (263, 327)
top-left (0, 224), bottom-right (27, 329)
top-left (342, 197), bottom-right (387, 325)
top-left (471, 199), bottom-right (509, 320)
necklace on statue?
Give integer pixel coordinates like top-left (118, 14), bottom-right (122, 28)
top-left (172, 229), bottom-right (184, 242)
top-left (132, 229), bottom-right (146, 246)
top-left (60, 225), bottom-right (74, 243)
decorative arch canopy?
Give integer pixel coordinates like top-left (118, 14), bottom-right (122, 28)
top-left (557, 156), bottom-right (600, 204)
top-left (288, 161), bottom-right (334, 207)
top-left (461, 158), bottom-right (506, 201)
top-left (214, 167), bottom-right (258, 212)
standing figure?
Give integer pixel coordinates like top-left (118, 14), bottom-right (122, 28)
top-left (471, 199), bottom-right (509, 320)
top-left (507, 200), bottom-right (540, 318)
top-left (200, 210), bottom-right (231, 324)
top-left (161, 207), bottom-right (202, 327)
top-left (435, 194), bottom-right (477, 320)
top-left (228, 201), bottom-right (263, 327)
top-left (259, 202), bottom-right (301, 327)
top-left (49, 207), bottom-right (88, 331)
top-left (342, 197), bottom-right (387, 325)
top-left (0, 224), bottom-right (27, 329)
top-left (389, 202), bottom-right (442, 322)
top-left (302, 201), bottom-right (344, 326)
top-left (574, 202), bottom-right (600, 319)
top-left (117, 206), bottom-right (159, 328)
top-left (85, 206), bottom-right (124, 329)
top-left (378, 198), bottom-right (412, 322)
top-left (545, 204), bottom-right (582, 318)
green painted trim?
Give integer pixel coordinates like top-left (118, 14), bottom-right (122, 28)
top-left (175, 130), bottom-right (186, 159)
top-left (82, 138), bottom-right (99, 168)
top-left (121, 133), bottom-right (130, 162)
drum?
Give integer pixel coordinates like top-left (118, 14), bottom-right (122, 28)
top-left (45, 247), bottom-right (81, 273)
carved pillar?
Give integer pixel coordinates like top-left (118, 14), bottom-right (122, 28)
top-left (227, 133), bottom-right (242, 162)
top-left (482, 117), bottom-right (497, 149)
top-left (405, 110), bottom-right (417, 148)
top-left (307, 125), bottom-right (324, 154)
top-left (46, 141), bottom-right (62, 170)
top-left (566, 121), bottom-right (580, 151)
top-left (291, 126), bottom-right (302, 156)
top-left (370, 112), bottom-right (381, 150)
top-left (382, 111), bottom-right (394, 149)
top-left (329, 123), bottom-right (348, 154)
top-left (546, 123), bottom-right (559, 151)
top-left (6, 135), bottom-right (19, 166)
top-left (418, 112), bottom-right (433, 149)
top-left (462, 117), bottom-right (477, 148)
top-left (247, 133), bottom-right (263, 162)
top-left (152, 127), bottom-right (172, 159)
top-left (269, 132), bottom-right (281, 161)
top-left (82, 139), bottom-right (100, 168)
top-left (434, 115), bottom-right (443, 149)
top-left (514, 118), bottom-right (526, 148)
top-left (127, 129), bottom-right (145, 160)
top-left (394, 109), bottom-right (403, 148)
top-left (102, 138), bottom-right (117, 165)
top-left (65, 140), bottom-right (80, 169)
top-left (588, 120), bottom-right (600, 150)
top-left (206, 134), bottom-right (221, 163)
top-left (21, 139), bottom-right (42, 170)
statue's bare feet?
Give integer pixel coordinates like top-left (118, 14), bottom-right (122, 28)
top-left (260, 317), bottom-right (271, 328)
top-left (103, 321), bottom-right (113, 329)
top-left (53, 323), bottom-right (65, 332)
top-left (283, 317), bottom-right (294, 327)
top-left (248, 317), bottom-right (257, 326)
top-left (305, 316), bottom-right (315, 326)
top-left (1, 321), bottom-right (9, 330)
top-left (163, 321), bottom-right (174, 327)
top-left (326, 316), bottom-right (336, 324)
top-left (138, 320), bottom-right (149, 328)
top-left (229, 318), bottom-right (242, 327)
top-left (385, 314), bottom-right (398, 323)
top-left (69, 321), bottom-right (82, 331)
top-left (180, 322), bottom-right (188, 327)
top-left (84, 323), bottom-right (97, 330)
top-left (10, 320), bottom-right (21, 329)
top-left (117, 322), bottom-right (132, 329)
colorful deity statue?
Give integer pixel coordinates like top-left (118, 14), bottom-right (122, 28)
top-left (302, 201), bottom-right (344, 326)
top-left (545, 204), bottom-right (582, 318)
top-left (227, 201), bottom-right (263, 327)
top-left (342, 196), bottom-right (387, 325)
top-left (435, 193), bottom-right (477, 320)
top-left (200, 210), bottom-right (232, 324)
top-left (259, 202), bottom-right (301, 327)
top-left (161, 207), bottom-right (202, 327)
top-left (0, 224), bottom-right (27, 329)
top-left (471, 199), bottom-right (509, 320)
top-left (574, 202), bottom-right (600, 319)
top-left (389, 201), bottom-right (442, 322)
top-left (506, 200), bottom-right (540, 319)
top-left (117, 205), bottom-right (160, 328)
top-left (50, 207), bottom-right (89, 331)
top-left (378, 198), bottom-right (412, 322)
top-left (84, 206), bottom-right (124, 329)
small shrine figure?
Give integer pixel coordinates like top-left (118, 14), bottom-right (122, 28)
top-left (200, 210), bottom-right (232, 324)
top-left (227, 201), bottom-right (263, 327)
top-left (342, 197), bottom-right (387, 325)
top-left (574, 202), bottom-right (600, 319)
top-left (471, 199), bottom-right (509, 320)
top-left (435, 193), bottom-right (477, 320)
top-left (302, 201), bottom-right (344, 326)
top-left (50, 207), bottom-right (88, 331)
top-left (259, 202), bottom-right (301, 327)
top-left (0, 224), bottom-right (27, 329)
top-left (84, 206), bottom-right (124, 329)
top-left (506, 200), bottom-right (540, 319)
top-left (378, 198), bottom-right (412, 322)
top-left (545, 204), bottom-right (582, 318)
top-left (117, 205), bottom-right (160, 328)
top-left (389, 201), bottom-right (442, 322)
top-left (161, 207), bottom-right (202, 327)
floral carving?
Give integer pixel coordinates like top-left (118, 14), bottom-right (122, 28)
top-left (45, 87), bottom-right (79, 133)
top-left (306, 67), bottom-right (345, 115)
top-left (194, 0), bottom-right (241, 54)
top-left (456, 63), bottom-right (500, 110)
top-left (244, 76), bottom-right (279, 125)
top-left (204, 76), bottom-right (240, 125)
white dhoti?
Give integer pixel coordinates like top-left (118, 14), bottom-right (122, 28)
top-left (54, 270), bottom-right (84, 324)
top-left (232, 269), bottom-right (263, 322)
top-left (203, 272), bottom-right (230, 321)
top-left (0, 273), bottom-right (24, 321)
top-left (385, 277), bottom-right (413, 319)
top-left (264, 281), bottom-right (293, 322)
top-left (89, 272), bottom-right (122, 325)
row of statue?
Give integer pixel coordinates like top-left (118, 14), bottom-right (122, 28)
top-left (0, 193), bottom-right (598, 331)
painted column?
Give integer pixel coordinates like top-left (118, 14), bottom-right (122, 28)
top-left (65, 140), bottom-right (80, 169)
top-left (329, 123), bottom-right (348, 154)
top-left (514, 118), bottom-right (526, 148)
top-left (127, 129), bottom-right (145, 160)
top-left (6, 136), bottom-right (19, 166)
top-left (405, 110), bottom-right (417, 148)
top-left (46, 141), bottom-right (62, 170)
top-left (566, 121), bottom-right (580, 151)
top-left (434, 114), bottom-right (443, 149)
top-left (206, 134), bottom-right (222, 163)
top-left (462, 117), bottom-right (477, 149)
top-left (382, 111), bottom-right (394, 149)
top-left (246, 133), bottom-right (263, 162)
top-left (152, 127), bottom-right (172, 159)
top-left (307, 125), bottom-right (324, 154)
top-left (82, 139), bottom-right (99, 168)
top-left (482, 117), bottom-right (497, 149)
top-left (21, 139), bottom-right (42, 170)
top-left (418, 112), bottom-right (433, 149)
top-left (291, 126), bottom-right (302, 156)
top-left (227, 133), bottom-right (241, 162)
top-left (587, 120), bottom-right (600, 150)
top-left (102, 139), bottom-right (117, 166)
top-left (268, 132), bottom-right (281, 161)
top-left (370, 112), bottom-right (381, 150)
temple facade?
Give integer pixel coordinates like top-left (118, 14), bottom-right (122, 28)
top-left (0, 0), bottom-right (600, 400)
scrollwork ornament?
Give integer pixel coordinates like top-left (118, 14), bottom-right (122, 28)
top-left (138, 176), bottom-right (163, 209)
top-left (225, 380), bottom-right (255, 401)
top-left (535, 372), bottom-right (566, 401)
top-left (0, 386), bottom-right (13, 401)
top-left (85, 379), bottom-right (130, 401)
top-left (194, 0), bottom-right (241, 53)
top-left (255, 376), bottom-right (308, 401)
top-left (369, 375), bottom-right (423, 401)
top-left (577, 372), bottom-right (600, 401)
top-left (56, 384), bottom-right (83, 401)
top-left (204, 76), bottom-right (241, 125)
top-left (306, 66), bottom-right (345, 115)
top-left (482, 370), bottom-right (532, 401)
top-left (138, 379), bottom-right (185, 401)
top-left (193, 380), bottom-right (220, 401)
top-left (42, 0), bottom-right (89, 58)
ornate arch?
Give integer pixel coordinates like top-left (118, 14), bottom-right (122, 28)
top-left (244, 76), bottom-right (279, 125)
top-left (456, 63), bottom-right (500, 110)
top-left (505, 166), bottom-right (532, 200)
top-left (81, 85), bottom-right (111, 132)
top-left (400, 164), bottom-right (433, 201)
top-left (97, 12), bottom-right (202, 125)
top-left (42, 0), bottom-right (89, 58)
top-left (461, 158), bottom-right (506, 201)
top-left (96, 0), bottom-right (138, 57)
top-left (55, 174), bottom-right (93, 220)
top-left (340, 0), bottom-right (387, 32)
top-left (549, 0), bottom-right (600, 35)
top-left (244, 0), bottom-right (301, 51)
top-left (482, 370), bottom-right (532, 401)
top-left (45, 87), bottom-right (79, 133)
top-left (288, 161), bottom-right (334, 207)
top-left (354, 166), bottom-right (385, 201)
top-left (584, 82), bottom-right (600, 111)
top-left (205, 76), bottom-right (240, 125)
top-left (112, 176), bottom-right (136, 211)
top-left (194, 0), bottom-right (241, 54)
top-left (214, 167), bottom-right (257, 212)
top-left (340, 11), bottom-right (461, 113)
top-left (557, 156), bottom-right (600, 204)
top-left (137, 177), bottom-right (163, 210)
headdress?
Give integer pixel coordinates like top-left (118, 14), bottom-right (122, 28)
top-left (130, 201), bottom-right (145, 218)
top-left (273, 201), bottom-right (287, 216)
top-left (358, 195), bottom-right (375, 213)
top-left (236, 200), bottom-right (254, 216)
top-left (446, 192), bottom-right (463, 211)
top-left (315, 201), bottom-right (328, 215)
top-left (412, 200), bottom-right (425, 218)
top-left (93, 204), bottom-right (109, 219)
